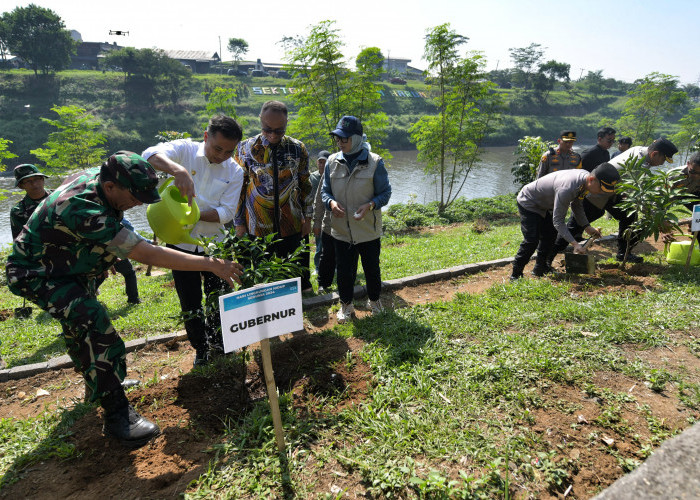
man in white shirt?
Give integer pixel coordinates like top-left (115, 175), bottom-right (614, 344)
top-left (143, 115), bottom-right (244, 366)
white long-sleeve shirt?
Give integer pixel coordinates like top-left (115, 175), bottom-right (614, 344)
top-left (142, 139), bottom-right (243, 251)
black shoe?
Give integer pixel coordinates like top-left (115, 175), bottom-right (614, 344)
top-left (509, 273), bottom-right (523, 281)
top-left (127, 298), bottom-right (141, 305)
top-left (531, 265), bottom-right (554, 277)
top-left (193, 349), bottom-right (209, 367)
top-left (616, 253), bottom-right (643, 263)
top-left (102, 390), bottom-right (160, 448)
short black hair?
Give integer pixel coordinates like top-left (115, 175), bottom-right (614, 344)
top-left (597, 127), bottom-right (616, 138)
top-left (618, 136), bottom-right (632, 146)
top-left (207, 115), bottom-right (243, 141)
top-left (689, 152), bottom-right (700, 168)
top-left (260, 100), bottom-right (288, 117)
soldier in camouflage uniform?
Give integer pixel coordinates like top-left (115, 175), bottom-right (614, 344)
top-left (6, 151), bottom-right (244, 448)
top-left (10, 164), bottom-right (52, 240)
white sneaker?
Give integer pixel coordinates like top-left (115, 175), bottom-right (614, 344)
top-left (336, 302), bottom-right (355, 323)
top-left (368, 299), bottom-right (383, 314)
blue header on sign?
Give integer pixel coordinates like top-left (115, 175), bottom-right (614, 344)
top-left (223, 280), bottom-right (299, 311)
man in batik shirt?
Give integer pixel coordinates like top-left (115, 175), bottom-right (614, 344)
top-left (234, 100), bottom-right (313, 290)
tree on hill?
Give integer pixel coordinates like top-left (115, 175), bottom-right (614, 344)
top-left (227, 38), bottom-right (248, 68)
top-left (1, 5), bottom-right (76, 76)
top-left (410, 23), bottom-right (502, 213)
top-left (0, 17), bottom-right (10, 67)
top-left (614, 72), bottom-right (688, 145)
top-left (508, 43), bottom-right (544, 90)
top-left (30, 105), bottom-right (106, 173)
top-left (534, 60), bottom-right (571, 98)
top-left (282, 20), bottom-right (388, 154)
top-left (102, 47), bottom-right (191, 107)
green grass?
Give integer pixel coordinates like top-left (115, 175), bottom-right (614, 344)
top-left (0, 268), bottom-right (182, 367)
top-left (2, 210), bottom-right (699, 497)
top-left (180, 265), bottom-right (700, 498)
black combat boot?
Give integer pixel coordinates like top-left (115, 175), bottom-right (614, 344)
top-left (101, 389), bottom-right (160, 448)
top-left (510, 264), bottom-right (524, 281)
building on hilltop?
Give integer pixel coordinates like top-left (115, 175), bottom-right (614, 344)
top-left (72, 41), bottom-right (123, 70)
top-left (384, 57), bottom-right (411, 74)
top-left (163, 50), bottom-right (220, 74)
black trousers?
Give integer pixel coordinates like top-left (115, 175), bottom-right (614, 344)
top-left (317, 231), bottom-right (337, 288)
top-left (167, 245), bottom-right (226, 354)
top-left (94, 258), bottom-right (139, 302)
top-left (335, 237), bottom-right (381, 304)
top-left (551, 196), bottom-right (638, 258)
top-left (267, 232), bottom-right (312, 290)
top-left (513, 204), bottom-right (556, 275)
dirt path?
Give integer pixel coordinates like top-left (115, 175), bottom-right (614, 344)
top-left (2, 236), bottom-right (698, 499)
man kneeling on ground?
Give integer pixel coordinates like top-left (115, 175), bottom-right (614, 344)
top-left (5, 152), bottom-right (243, 448)
top-left (511, 163), bottom-right (621, 280)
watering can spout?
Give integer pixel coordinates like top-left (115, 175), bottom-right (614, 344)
top-left (180, 233), bottom-right (205, 247)
top-left (146, 178), bottom-right (205, 246)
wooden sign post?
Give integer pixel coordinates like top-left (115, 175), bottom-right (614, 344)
top-left (218, 278), bottom-right (303, 455)
top-left (689, 206), bottom-right (700, 269)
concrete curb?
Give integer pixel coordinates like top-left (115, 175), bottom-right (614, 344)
top-left (592, 422), bottom-right (700, 499)
top-left (0, 331), bottom-right (187, 382)
top-left (0, 257), bottom-right (514, 381)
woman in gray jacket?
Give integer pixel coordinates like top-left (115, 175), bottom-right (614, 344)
top-left (321, 116), bottom-right (392, 323)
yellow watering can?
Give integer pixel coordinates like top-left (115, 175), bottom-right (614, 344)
top-left (146, 178), bottom-right (204, 246)
top-left (665, 239), bottom-right (700, 266)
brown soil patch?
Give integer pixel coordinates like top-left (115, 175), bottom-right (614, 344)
top-left (0, 234), bottom-right (696, 499)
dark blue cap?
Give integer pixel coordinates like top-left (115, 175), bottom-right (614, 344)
top-left (330, 116), bottom-right (363, 138)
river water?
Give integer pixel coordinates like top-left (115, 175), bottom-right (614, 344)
top-left (0, 145), bottom-right (544, 247)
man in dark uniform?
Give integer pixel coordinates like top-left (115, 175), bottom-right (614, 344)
top-left (581, 127), bottom-right (616, 172)
top-left (536, 130), bottom-right (582, 178)
top-left (6, 152), bottom-right (243, 448)
top-left (511, 163), bottom-right (620, 280)
top-left (10, 164), bottom-right (51, 240)
top-left (549, 138), bottom-right (678, 264)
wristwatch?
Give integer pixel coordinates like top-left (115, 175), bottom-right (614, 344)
top-left (369, 201), bottom-right (375, 211)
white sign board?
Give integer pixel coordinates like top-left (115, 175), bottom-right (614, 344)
top-left (218, 278), bottom-right (303, 353)
top-left (693, 204), bottom-right (700, 232)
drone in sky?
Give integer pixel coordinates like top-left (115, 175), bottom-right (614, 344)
top-left (109, 30), bottom-right (129, 36)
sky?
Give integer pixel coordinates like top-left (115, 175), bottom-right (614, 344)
top-left (1, 0), bottom-right (699, 85)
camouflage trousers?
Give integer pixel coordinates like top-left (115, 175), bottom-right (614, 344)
top-left (9, 276), bottom-right (126, 402)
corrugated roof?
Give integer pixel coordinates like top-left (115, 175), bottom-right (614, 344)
top-left (164, 50), bottom-right (219, 62)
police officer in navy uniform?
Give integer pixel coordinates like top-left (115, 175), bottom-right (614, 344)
top-left (511, 163), bottom-right (621, 280)
top-left (536, 130), bottom-right (582, 179)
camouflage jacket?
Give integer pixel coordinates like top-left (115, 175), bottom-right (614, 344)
top-left (6, 169), bottom-right (144, 283)
top-left (10, 190), bottom-right (52, 240)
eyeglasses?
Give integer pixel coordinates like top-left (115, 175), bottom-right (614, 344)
top-left (261, 125), bottom-right (286, 136)
top-left (334, 135), bottom-right (350, 144)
